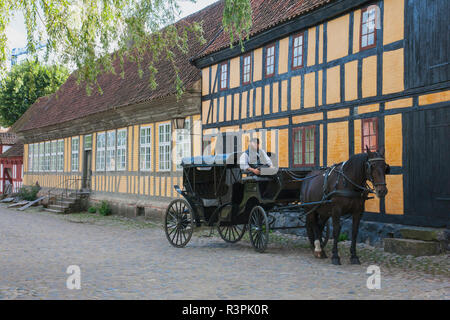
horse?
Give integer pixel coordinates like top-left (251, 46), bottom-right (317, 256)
top-left (301, 147), bottom-right (390, 265)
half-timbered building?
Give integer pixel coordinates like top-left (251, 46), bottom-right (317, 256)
top-left (192, 0), bottom-right (449, 227)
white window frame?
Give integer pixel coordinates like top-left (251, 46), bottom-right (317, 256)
top-left (176, 119), bottom-right (191, 170)
top-left (220, 62), bottom-right (228, 90)
top-left (28, 144), bottom-right (33, 172)
top-left (96, 133), bottom-right (106, 171)
top-left (140, 125), bottom-right (152, 171)
top-left (106, 130), bottom-right (116, 171)
top-left (57, 140), bottom-right (64, 172)
top-left (71, 137), bottom-right (79, 172)
top-left (50, 140), bottom-right (57, 171)
top-left (45, 141), bottom-right (51, 172)
top-left (39, 142), bottom-right (44, 172)
top-left (159, 123), bottom-right (171, 172)
top-left (116, 129), bottom-right (127, 171)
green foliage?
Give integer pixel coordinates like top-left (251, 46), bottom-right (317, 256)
top-left (88, 206), bottom-right (97, 213)
top-left (338, 232), bottom-right (349, 242)
top-left (17, 185), bottom-right (40, 201)
top-left (98, 200), bottom-right (112, 216)
top-left (0, 60), bottom-right (69, 126)
top-left (0, 1), bottom-right (252, 97)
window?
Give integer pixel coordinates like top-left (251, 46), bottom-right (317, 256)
top-left (220, 62), bottom-right (228, 90)
top-left (71, 137), bottom-right (79, 172)
top-left (293, 126), bottom-right (316, 167)
top-left (265, 44), bottom-right (275, 77)
top-left (292, 33), bottom-right (304, 69)
top-left (360, 6), bottom-right (377, 50)
top-left (28, 144), bottom-right (33, 172)
top-left (39, 142), bottom-right (44, 171)
top-left (362, 118), bottom-right (378, 152)
top-left (116, 129), bottom-right (127, 171)
top-left (140, 126), bottom-right (152, 171)
top-left (57, 140), bottom-right (64, 172)
top-left (176, 118), bottom-right (191, 170)
top-left (45, 141), bottom-right (51, 171)
top-left (242, 54), bottom-right (251, 84)
top-left (159, 123), bottom-right (171, 171)
top-left (106, 131), bottom-right (116, 171)
top-left (50, 140), bottom-right (57, 171)
top-left (34, 143), bottom-right (39, 172)
top-left (96, 133), bottom-right (106, 171)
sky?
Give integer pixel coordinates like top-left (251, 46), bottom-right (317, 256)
top-left (6, 0), bottom-right (218, 67)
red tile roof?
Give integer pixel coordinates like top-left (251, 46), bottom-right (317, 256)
top-left (197, 0), bottom-right (333, 58)
top-left (17, 0), bottom-right (225, 132)
top-left (0, 142), bottom-right (23, 158)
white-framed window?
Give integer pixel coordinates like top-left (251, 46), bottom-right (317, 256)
top-left (28, 144), bottom-right (33, 172)
top-left (106, 130), bottom-right (116, 171)
top-left (176, 119), bottom-right (191, 170)
top-left (45, 141), bottom-right (51, 172)
top-left (220, 62), bottom-right (228, 90)
top-left (34, 143), bottom-right (39, 172)
top-left (50, 140), bottom-right (57, 171)
top-left (242, 54), bottom-right (251, 84)
top-left (39, 142), bottom-right (44, 172)
top-left (140, 126), bottom-right (152, 171)
top-left (57, 140), bottom-right (64, 172)
top-left (71, 137), bottom-right (79, 172)
top-left (292, 33), bottom-right (304, 69)
top-left (159, 123), bottom-right (171, 171)
top-left (116, 129), bottom-right (127, 171)
top-left (96, 133), bottom-right (106, 171)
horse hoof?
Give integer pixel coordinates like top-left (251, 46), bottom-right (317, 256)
top-left (331, 257), bottom-right (341, 265)
top-left (350, 257), bottom-right (361, 265)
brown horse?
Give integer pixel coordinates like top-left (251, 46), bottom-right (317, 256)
top-left (301, 147), bottom-right (390, 265)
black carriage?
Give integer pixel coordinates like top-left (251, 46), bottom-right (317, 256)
top-left (164, 152), bottom-right (330, 252)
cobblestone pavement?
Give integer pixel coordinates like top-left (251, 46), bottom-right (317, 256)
top-left (0, 206), bottom-right (448, 300)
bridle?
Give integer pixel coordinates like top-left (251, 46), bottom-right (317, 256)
top-left (365, 157), bottom-right (388, 188)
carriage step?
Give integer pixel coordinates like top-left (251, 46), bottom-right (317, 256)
top-left (383, 238), bottom-right (443, 256)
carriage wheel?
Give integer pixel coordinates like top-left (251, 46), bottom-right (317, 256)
top-left (217, 223), bottom-right (247, 243)
top-left (248, 206), bottom-right (269, 253)
top-left (164, 199), bottom-right (194, 248)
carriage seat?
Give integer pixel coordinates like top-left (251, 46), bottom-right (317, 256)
top-left (242, 176), bottom-right (274, 182)
top-left (201, 198), bottom-right (220, 207)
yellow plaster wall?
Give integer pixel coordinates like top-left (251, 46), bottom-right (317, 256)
top-left (307, 27), bottom-right (316, 66)
top-left (382, 48), bottom-right (404, 94)
top-left (327, 14), bottom-right (349, 61)
top-left (210, 64), bottom-right (218, 93)
top-left (385, 114), bottom-right (402, 166)
top-left (255, 87), bottom-right (262, 116)
top-left (327, 121), bottom-right (349, 165)
top-left (278, 129), bottom-right (289, 167)
top-left (353, 9), bottom-right (361, 54)
top-left (345, 60), bottom-right (358, 101)
top-left (385, 97), bottom-right (413, 110)
top-left (318, 24), bottom-right (324, 64)
top-left (281, 80), bottom-right (288, 111)
top-left (264, 84), bottom-right (271, 114)
top-left (384, 0), bottom-right (404, 45)
top-left (253, 48), bottom-right (263, 81)
top-left (326, 66), bottom-right (341, 104)
top-left (226, 95), bottom-right (232, 121)
top-left (291, 76), bottom-right (301, 110)
top-left (354, 119), bottom-right (362, 154)
top-left (233, 93), bottom-right (240, 120)
top-left (202, 68), bottom-right (209, 95)
top-left (385, 174), bottom-right (404, 214)
top-left (362, 55), bottom-right (377, 98)
top-left (273, 82), bottom-right (279, 113)
top-left (278, 37), bottom-right (289, 74)
top-left (241, 91), bottom-right (248, 119)
top-left (292, 113), bottom-right (323, 124)
top-left (219, 96), bottom-right (225, 122)
top-left (357, 103), bottom-right (379, 114)
top-left (304, 73), bottom-right (315, 108)
top-left (418, 90), bottom-right (450, 106)
top-left (230, 57), bottom-right (240, 89)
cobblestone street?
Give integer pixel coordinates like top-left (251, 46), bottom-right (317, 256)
top-left (0, 205), bottom-right (448, 299)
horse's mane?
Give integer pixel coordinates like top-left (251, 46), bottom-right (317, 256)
top-left (342, 153), bottom-right (369, 184)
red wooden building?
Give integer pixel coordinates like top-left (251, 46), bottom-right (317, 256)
top-left (0, 132), bottom-right (23, 194)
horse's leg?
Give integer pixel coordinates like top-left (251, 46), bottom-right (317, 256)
top-left (311, 212), bottom-right (324, 258)
top-left (306, 211), bottom-right (317, 254)
top-left (331, 208), bottom-right (342, 265)
top-left (318, 214), bottom-right (329, 258)
top-left (350, 212), bottom-right (362, 265)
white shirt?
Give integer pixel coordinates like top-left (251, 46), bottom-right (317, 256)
top-left (239, 149), bottom-right (273, 172)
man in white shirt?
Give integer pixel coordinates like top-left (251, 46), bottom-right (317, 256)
top-left (240, 138), bottom-right (273, 175)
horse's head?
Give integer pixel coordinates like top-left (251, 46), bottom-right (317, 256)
top-left (365, 146), bottom-right (389, 198)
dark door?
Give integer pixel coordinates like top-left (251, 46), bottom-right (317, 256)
top-left (82, 150), bottom-right (92, 189)
top-left (404, 106), bottom-right (450, 227)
